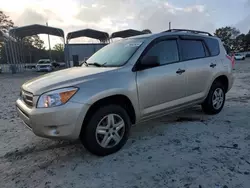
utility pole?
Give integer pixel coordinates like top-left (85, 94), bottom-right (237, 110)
top-left (46, 22), bottom-right (52, 61)
top-left (169, 22), bottom-right (171, 30)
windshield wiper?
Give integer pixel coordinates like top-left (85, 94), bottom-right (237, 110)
top-left (88, 62), bottom-right (107, 67)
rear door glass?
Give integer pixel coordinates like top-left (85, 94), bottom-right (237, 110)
top-left (180, 40), bottom-right (206, 61)
top-left (204, 38), bottom-right (220, 56)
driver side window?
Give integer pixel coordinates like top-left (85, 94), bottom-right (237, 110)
top-left (142, 40), bottom-right (179, 65)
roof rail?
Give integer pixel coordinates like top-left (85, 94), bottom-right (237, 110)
top-left (164, 29), bottom-right (213, 36)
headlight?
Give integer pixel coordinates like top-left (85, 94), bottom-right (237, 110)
top-left (37, 87), bottom-right (78, 108)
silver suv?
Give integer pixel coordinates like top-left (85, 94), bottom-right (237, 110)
top-left (16, 29), bottom-right (234, 156)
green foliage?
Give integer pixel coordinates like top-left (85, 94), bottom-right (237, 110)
top-left (214, 27), bottom-right (250, 52)
top-left (53, 43), bottom-right (64, 52)
top-left (23, 35), bottom-right (45, 50)
top-left (0, 11), bottom-right (44, 49)
top-left (0, 10), bottom-right (14, 32)
top-left (0, 11), bottom-right (45, 63)
top-left (0, 11), bottom-right (14, 62)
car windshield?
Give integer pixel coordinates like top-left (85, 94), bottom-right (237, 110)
top-left (235, 54), bottom-right (240, 56)
top-left (38, 60), bottom-right (50, 64)
top-left (83, 38), bottom-right (145, 67)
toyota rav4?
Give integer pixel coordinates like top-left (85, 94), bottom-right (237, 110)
top-left (16, 29), bottom-right (234, 156)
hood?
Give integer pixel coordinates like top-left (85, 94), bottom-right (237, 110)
top-left (22, 67), bottom-right (118, 95)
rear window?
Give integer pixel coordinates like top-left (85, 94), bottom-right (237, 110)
top-left (204, 38), bottom-right (220, 56)
top-left (180, 40), bottom-right (206, 61)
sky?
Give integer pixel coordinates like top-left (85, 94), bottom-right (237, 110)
top-left (1, 0), bottom-right (250, 48)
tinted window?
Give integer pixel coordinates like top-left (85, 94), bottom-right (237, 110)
top-left (205, 38), bottom-right (220, 56)
top-left (180, 40), bottom-right (206, 61)
top-left (203, 43), bottom-right (210, 56)
top-left (142, 40), bottom-right (179, 65)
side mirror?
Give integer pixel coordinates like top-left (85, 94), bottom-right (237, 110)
top-left (136, 56), bottom-right (160, 71)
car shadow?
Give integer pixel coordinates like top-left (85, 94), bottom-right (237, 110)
top-left (2, 105), bottom-right (211, 175)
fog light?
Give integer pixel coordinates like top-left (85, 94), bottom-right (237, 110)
top-left (49, 126), bottom-right (60, 135)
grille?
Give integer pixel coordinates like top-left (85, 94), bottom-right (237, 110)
top-left (39, 65), bottom-right (48, 68)
top-left (21, 90), bottom-right (34, 107)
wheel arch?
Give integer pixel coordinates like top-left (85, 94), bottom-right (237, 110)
top-left (80, 94), bottom-right (137, 135)
top-left (212, 75), bottom-right (229, 92)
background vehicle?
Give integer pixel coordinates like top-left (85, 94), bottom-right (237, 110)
top-left (24, 64), bottom-right (36, 69)
top-left (51, 61), bottom-right (61, 68)
top-left (16, 29), bottom-right (234, 156)
top-left (234, 53), bottom-right (245, 60)
top-left (36, 59), bottom-right (54, 72)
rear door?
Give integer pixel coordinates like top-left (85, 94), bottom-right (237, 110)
top-left (179, 36), bottom-right (214, 101)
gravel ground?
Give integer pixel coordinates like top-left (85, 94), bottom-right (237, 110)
top-left (0, 60), bottom-right (250, 188)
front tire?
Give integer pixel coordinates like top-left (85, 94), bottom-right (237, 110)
top-left (202, 82), bottom-right (226, 115)
top-left (80, 105), bottom-right (131, 156)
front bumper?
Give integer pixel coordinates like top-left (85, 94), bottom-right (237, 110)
top-left (16, 98), bottom-right (89, 140)
top-left (36, 66), bottom-right (52, 71)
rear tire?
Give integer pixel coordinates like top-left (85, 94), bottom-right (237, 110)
top-left (202, 81), bottom-right (226, 115)
top-left (80, 105), bottom-right (131, 156)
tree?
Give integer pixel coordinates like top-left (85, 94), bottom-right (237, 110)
top-left (0, 11), bottom-right (44, 50)
top-left (0, 11), bottom-right (14, 61)
top-left (23, 35), bottom-right (45, 50)
top-left (0, 11), bottom-right (45, 65)
top-left (0, 11), bottom-right (14, 33)
top-left (214, 27), bottom-right (240, 51)
top-left (53, 43), bottom-right (64, 52)
top-left (235, 34), bottom-right (247, 52)
top-left (52, 43), bottom-right (64, 62)
top-left (31, 35), bottom-right (45, 49)
top-left (142, 29), bottom-right (152, 34)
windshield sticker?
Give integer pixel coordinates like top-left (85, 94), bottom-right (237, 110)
top-left (125, 42), bottom-right (142, 47)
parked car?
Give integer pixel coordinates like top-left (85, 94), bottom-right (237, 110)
top-left (234, 53), bottom-right (245, 60)
top-left (36, 59), bottom-right (54, 72)
top-left (57, 62), bottom-right (66, 68)
top-left (24, 64), bottom-right (36, 69)
top-left (16, 29), bottom-right (234, 156)
top-left (51, 61), bottom-right (61, 68)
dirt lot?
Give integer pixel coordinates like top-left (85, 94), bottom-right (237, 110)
top-left (0, 60), bottom-right (250, 188)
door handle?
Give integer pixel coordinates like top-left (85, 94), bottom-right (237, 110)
top-left (210, 63), bottom-right (217, 68)
top-left (176, 69), bottom-right (185, 74)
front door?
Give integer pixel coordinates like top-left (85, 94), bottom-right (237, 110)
top-left (136, 39), bottom-right (187, 117)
